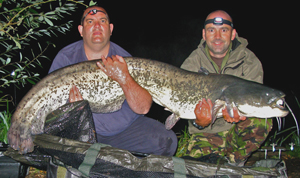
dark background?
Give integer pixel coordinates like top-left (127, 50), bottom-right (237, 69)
top-left (43, 2), bottom-right (298, 95)
top-left (8, 1), bottom-right (300, 134)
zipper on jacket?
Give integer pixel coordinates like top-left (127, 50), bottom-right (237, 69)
top-left (222, 56), bottom-right (245, 74)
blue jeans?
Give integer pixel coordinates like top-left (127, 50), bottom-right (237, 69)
top-left (97, 115), bottom-right (178, 156)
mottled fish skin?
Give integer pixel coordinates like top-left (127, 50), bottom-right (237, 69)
top-left (7, 57), bottom-right (288, 154)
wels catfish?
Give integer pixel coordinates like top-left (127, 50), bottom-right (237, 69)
top-left (7, 57), bottom-right (289, 154)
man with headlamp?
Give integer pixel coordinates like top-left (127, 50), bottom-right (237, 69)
top-left (177, 10), bottom-right (270, 167)
top-left (49, 6), bottom-right (177, 157)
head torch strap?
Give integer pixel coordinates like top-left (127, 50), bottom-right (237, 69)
top-left (204, 17), bottom-right (233, 28)
top-left (81, 9), bottom-right (108, 24)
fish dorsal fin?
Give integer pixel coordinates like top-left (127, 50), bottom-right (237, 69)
top-left (198, 67), bottom-right (209, 75)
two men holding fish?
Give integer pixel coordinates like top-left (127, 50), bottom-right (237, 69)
top-left (8, 5), bottom-right (286, 167)
top-left (62, 7), bottom-right (268, 166)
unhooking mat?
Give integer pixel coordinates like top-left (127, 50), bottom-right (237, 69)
top-left (4, 100), bottom-right (288, 178)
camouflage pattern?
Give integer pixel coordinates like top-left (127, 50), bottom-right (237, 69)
top-left (176, 118), bottom-right (273, 163)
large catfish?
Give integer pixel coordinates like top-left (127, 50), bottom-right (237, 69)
top-left (7, 57), bottom-right (288, 154)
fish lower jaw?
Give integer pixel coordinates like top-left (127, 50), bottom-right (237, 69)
top-left (238, 104), bottom-right (289, 118)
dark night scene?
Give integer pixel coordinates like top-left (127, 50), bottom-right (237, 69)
top-left (1, 0), bottom-right (299, 177)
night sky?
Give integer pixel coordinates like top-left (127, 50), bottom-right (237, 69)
top-left (7, 1), bottom-right (299, 133)
top-left (45, 2), bottom-right (298, 94)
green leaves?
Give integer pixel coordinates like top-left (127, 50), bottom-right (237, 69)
top-left (0, 0), bottom-right (84, 49)
top-left (89, 0), bottom-right (97, 6)
top-left (44, 17), bottom-right (53, 26)
top-left (0, 103), bottom-right (11, 144)
top-left (0, 0), bottom-right (97, 144)
top-left (0, 0), bottom-right (89, 103)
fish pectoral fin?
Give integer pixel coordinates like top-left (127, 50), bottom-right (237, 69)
top-left (165, 113), bottom-right (180, 130)
top-left (223, 106), bottom-right (247, 124)
top-left (211, 99), bottom-right (226, 126)
top-left (164, 107), bottom-right (171, 111)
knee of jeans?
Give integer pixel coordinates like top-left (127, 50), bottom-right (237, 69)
top-left (158, 131), bottom-right (178, 156)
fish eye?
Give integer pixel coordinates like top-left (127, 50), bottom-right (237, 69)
top-left (276, 99), bottom-right (284, 107)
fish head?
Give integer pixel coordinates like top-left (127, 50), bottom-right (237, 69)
top-left (221, 82), bottom-right (289, 119)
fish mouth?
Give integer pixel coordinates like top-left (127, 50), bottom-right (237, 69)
top-left (267, 95), bottom-right (288, 114)
top-left (236, 97), bottom-right (289, 118)
top-left (272, 97), bottom-right (289, 117)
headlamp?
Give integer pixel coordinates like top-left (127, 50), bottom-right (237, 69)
top-left (204, 17), bottom-right (233, 28)
top-left (81, 9), bottom-right (109, 24)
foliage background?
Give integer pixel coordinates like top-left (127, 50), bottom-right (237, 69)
top-left (0, 0), bottom-right (95, 143)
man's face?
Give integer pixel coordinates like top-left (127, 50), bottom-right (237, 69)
top-left (203, 24), bottom-right (236, 57)
top-left (78, 7), bottom-right (113, 46)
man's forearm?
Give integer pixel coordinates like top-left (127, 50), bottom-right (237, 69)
top-left (120, 76), bottom-right (152, 114)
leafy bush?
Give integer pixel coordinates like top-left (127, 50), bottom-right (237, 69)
top-left (0, 102), bottom-right (11, 144)
top-left (0, 0), bottom-right (94, 143)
